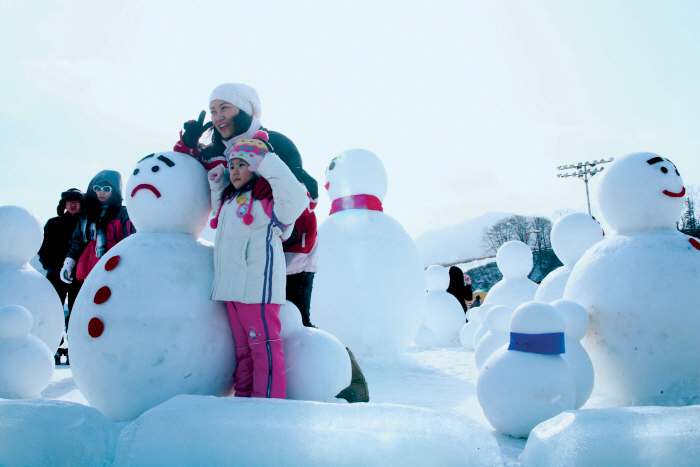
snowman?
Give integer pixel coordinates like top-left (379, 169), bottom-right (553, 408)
top-left (477, 301), bottom-right (576, 438)
top-left (0, 206), bottom-right (64, 351)
top-left (474, 305), bottom-right (513, 370)
top-left (565, 152), bottom-right (700, 406)
top-left (473, 241), bottom-right (537, 348)
top-left (0, 305), bottom-right (54, 399)
top-left (416, 265), bottom-right (466, 347)
top-left (67, 151), bottom-right (235, 421)
top-left (534, 213), bottom-right (604, 303)
top-left (311, 149), bottom-right (425, 356)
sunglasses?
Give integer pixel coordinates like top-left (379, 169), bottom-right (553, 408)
top-left (93, 185), bottom-right (113, 193)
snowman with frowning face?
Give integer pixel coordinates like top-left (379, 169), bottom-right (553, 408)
top-left (68, 151), bottom-right (235, 421)
top-left (565, 152), bottom-right (700, 406)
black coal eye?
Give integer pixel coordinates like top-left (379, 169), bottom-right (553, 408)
top-left (675, 169), bottom-right (680, 176)
top-left (329, 161), bottom-right (336, 171)
top-left (660, 166), bottom-right (668, 174)
top-left (151, 165), bottom-right (160, 172)
top-left (133, 168), bottom-right (140, 175)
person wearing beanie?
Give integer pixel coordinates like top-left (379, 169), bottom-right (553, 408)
top-left (208, 130), bottom-right (308, 399)
top-left (61, 170), bottom-right (135, 288)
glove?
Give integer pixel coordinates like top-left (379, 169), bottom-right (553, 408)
top-left (60, 258), bottom-right (76, 284)
top-left (207, 165), bottom-right (228, 191)
top-left (182, 110), bottom-right (213, 149)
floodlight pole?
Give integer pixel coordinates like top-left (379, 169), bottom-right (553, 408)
top-left (556, 158), bottom-right (614, 216)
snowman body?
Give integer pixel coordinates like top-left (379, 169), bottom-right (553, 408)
top-left (68, 152), bottom-right (235, 420)
top-left (0, 206), bottom-right (64, 351)
top-left (565, 152), bottom-right (700, 405)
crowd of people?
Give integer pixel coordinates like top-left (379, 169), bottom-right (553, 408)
top-left (37, 82), bottom-right (368, 402)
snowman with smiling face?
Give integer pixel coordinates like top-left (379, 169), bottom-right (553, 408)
top-left (67, 151), bottom-right (235, 421)
top-left (565, 152), bottom-right (700, 406)
top-left (311, 149), bottom-right (425, 356)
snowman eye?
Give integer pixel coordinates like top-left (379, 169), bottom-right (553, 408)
top-left (152, 165), bottom-right (160, 173)
top-left (675, 169), bottom-right (680, 176)
top-left (660, 167), bottom-right (668, 174)
top-left (329, 161), bottom-right (336, 171)
top-left (133, 168), bottom-right (140, 175)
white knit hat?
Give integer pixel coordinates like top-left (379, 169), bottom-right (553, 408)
top-left (209, 83), bottom-right (262, 118)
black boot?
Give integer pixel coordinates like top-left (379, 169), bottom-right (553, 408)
top-left (54, 353), bottom-right (61, 366)
top-left (336, 347), bottom-right (369, 403)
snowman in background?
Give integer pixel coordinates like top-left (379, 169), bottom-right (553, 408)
top-left (0, 206), bottom-right (64, 352)
top-left (534, 213), bottom-right (604, 303)
top-left (0, 305), bottom-right (54, 399)
top-left (473, 241), bottom-right (537, 347)
top-left (474, 305), bottom-right (514, 370)
top-left (416, 265), bottom-right (466, 347)
top-left (68, 152), bottom-right (235, 421)
top-left (565, 152), bottom-right (700, 406)
top-left (311, 149), bottom-right (425, 356)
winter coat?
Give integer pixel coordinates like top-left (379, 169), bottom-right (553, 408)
top-left (38, 213), bottom-right (81, 272)
top-left (446, 266), bottom-right (472, 312)
top-left (66, 170), bottom-right (135, 280)
top-left (210, 153), bottom-right (308, 304)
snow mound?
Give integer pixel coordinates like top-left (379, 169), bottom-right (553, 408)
top-left (415, 212), bottom-right (512, 266)
top-left (0, 399), bottom-right (118, 467)
top-left (520, 405), bottom-right (700, 467)
top-left (113, 395), bottom-right (502, 467)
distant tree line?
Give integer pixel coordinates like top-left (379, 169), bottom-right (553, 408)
top-left (679, 189), bottom-right (700, 238)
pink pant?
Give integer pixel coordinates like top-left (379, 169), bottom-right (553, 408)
top-left (225, 301), bottom-right (286, 399)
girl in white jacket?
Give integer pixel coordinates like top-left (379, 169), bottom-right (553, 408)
top-left (208, 130), bottom-right (307, 398)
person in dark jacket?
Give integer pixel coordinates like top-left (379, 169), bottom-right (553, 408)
top-left (60, 170), bottom-right (135, 285)
top-left (446, 266), bottom-right (473, 314)
top-left (38, 188), bottom-right (84, 315)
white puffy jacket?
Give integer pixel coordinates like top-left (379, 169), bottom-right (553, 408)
top-left (210, 153), bottom-right (308, 304)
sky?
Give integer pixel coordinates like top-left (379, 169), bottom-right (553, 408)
top-left (1, 0), bottom-right (699, 238)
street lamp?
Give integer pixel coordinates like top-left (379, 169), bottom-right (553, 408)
top-left (556, 158), bottom-right (614, 216)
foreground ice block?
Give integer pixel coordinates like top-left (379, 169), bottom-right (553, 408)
top-left (0, 399), bottom-right (118, 467)
top-left (520, 405), bottom-right (700, 467)
top-left (114, 395), bottom-right (502, 467)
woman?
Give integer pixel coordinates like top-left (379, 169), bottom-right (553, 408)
top-left (60, 169), bottom-right (135, 284)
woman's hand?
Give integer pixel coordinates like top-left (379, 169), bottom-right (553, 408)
top-left (182, 111), bottom-right (213, 148)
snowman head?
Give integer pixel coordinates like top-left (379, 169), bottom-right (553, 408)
top-left (597, 152), bottom-right (685, 234)
top-left (550, 213), bottom-right (604, 267)
top-left (0, 206), bottom-right (43, 267)
top-left (324, 149), bottom-right (388, 202)
top-left (425, 265), bottom-right (449, 291)
top-left (125, 152), bottom-right (210, 236)
top-left (496, 240), bottom-right (533, 279)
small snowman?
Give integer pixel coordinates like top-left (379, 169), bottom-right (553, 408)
top-left (311, 149), bottom-right (425, 356)
top-left (551, 299), bottom-right (593, 408)
top-left (459, 303), bottom-right (493, 351)
top-left (67, 152), bottom-right (235, 421)
top-left (477, 301), bottom-right (576, 438)
top-left (0, 206), bottom-right (64, 352)
top-left (416, 265), bottom-right (465, 347)
top-left (0, 305), bottom-right (54, 399)
top-left (565, 152), bottom-right (700, 405)
top-left (535, 213), bottom-right (604, 303)
top-left (473, 241), bottom-right (537, 348)
top-left (474, 305), bottom-right (513, 370)
top-left (284, 326), bottom-right (352, 402)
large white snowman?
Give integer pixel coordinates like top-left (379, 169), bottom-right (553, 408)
top-left (534, 213), bottom-right (604, 303)
top-left (0, 206), bottom-right (64, 352)
top-left (565, 152), bottom-right (700, 406)
top-left (311, 149), bottom-right (425, 356)
top-left (68, 152), bottom-right (235, 421)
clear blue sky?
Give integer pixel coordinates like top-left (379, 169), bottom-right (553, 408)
top-left (2, 0), bottom-right (698, 236)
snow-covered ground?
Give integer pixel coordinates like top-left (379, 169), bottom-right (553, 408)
top-left (17, 347), bottom-right (525, 466)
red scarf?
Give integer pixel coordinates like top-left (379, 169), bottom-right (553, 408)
top-left (329, 194), bottom-right (383, 215)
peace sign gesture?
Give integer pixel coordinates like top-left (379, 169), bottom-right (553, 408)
top-left (182, 110), bottom-right (214, 149)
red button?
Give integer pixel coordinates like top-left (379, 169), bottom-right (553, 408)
top-left (94, 286), bottom-right (111, 304)
top-left (88, 317), bottom-right (104, 338)
top-left (105, 255), bottom-right (121, 271)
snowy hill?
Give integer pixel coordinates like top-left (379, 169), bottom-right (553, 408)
top-left (415, 212), bottom-right (513, 266)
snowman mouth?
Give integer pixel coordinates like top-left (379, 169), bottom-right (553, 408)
top-left (131, 184), bottom-right (162, 198)
top-left (324, 182), bottom-right (330, 191)
top-left (662, 186), bottom-right (686, 198)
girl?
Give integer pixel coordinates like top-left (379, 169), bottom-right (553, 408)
top-left (208, 130), bottom-right (307, 399)
top-left (60, 170), bottom-right (135, 285)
